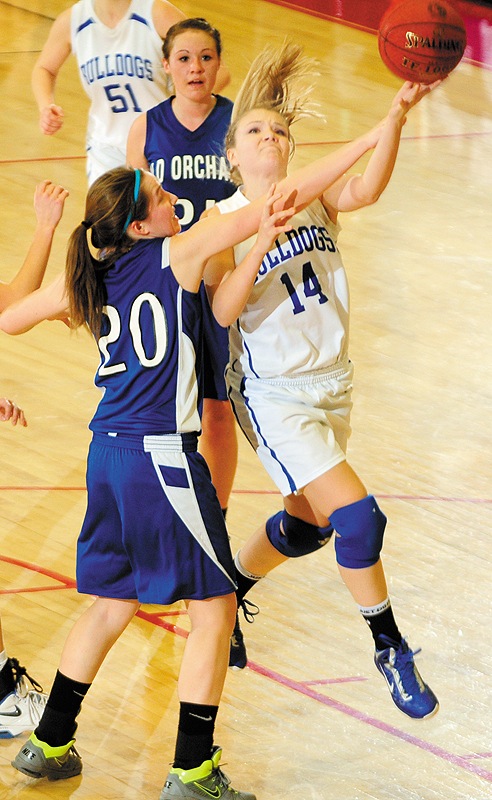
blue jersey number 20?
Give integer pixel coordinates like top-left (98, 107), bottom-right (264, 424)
top-left (98, 294), bottom-right (168, 377)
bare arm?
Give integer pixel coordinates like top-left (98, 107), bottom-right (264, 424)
top-left (31, 9), bottom-right (72, 135)
top-left (170, 126), bottom-right (379, 291)
top-left (126, 113), bottom-right (151, 170)
top-left (168, 80), bottom-right (443, 290)
top-left (0, 273), bottom-right (70, 335)
top-left (323, 81), bottom-right (442, 214)
top-left (0, 181), bottom-right (68, 311)
top-left (152, 0), bottom-right (186, 35)
top-left (214, 64), bottom-right (231, 94)
top-left (205, 187), bottom-right (296, 327)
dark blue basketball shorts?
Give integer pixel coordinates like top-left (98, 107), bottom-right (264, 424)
top-left (76, 432), bottom-right (237, 604)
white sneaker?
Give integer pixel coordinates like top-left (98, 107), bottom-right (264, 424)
top-left (0, 658), bottom-right (48, 738)
top-left (0, 688), bottom-right (47, 738)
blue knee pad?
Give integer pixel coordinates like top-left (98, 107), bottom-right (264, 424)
top-left (266, 510), bottom-right (333, 558)
top-left (330, 495), bottom-right (386, 569)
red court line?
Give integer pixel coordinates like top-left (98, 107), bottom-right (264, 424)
top-left (1, 485), bottom-right (491, 503)
top-left (463, 753), bottom-right (492, 761)
top-left (0, 585), bottom-right (69, 594)
top-left (1, 555), bottom-right (491, 781)
top-left (0, 156), bottom-right (85, 165)
top-left (232, 489), bottom-right (492, 504)
top-left (303, 676), bottom-right (368, 684)
top-left (1, 129), bottom-right (491, 170)
top-left (249, 661), bottom-right (492, 782)
top-left (0, 554), bottom-right (76, 588)
top-left (297, 131), bottom-right (492, 148)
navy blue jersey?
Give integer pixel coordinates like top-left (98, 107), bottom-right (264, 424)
top-left (89, 238), bottom-right (202, 436)
top-left (144, 95), bottom-right (236, 230)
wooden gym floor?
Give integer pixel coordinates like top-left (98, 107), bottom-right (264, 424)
top-left (0, 1), bottom-right (491, 798)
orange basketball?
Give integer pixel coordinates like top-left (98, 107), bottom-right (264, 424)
top-left (378, 0), bottom-right (467, 83)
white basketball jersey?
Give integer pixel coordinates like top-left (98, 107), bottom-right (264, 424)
top-left (215, 189), bottom-right (350, 379)
top-left (71, 0), bottom-right (169, 156)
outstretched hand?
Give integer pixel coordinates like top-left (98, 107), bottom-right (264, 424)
top-left (364, 78), bottom-right (443, 149)
top-left (0, 397), bottom-right (27, 427)
top-left (34, 179), bottom-right (69, 230)
top-left (389, 79), bottom-right (443, 122)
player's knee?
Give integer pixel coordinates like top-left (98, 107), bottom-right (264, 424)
top-left (331, 495), bottom-right (386, 569)
top-left (266, 510), bottom-right (333, 558)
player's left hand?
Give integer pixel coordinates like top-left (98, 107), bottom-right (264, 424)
top-left (34, 179), bottom-right (69, 230)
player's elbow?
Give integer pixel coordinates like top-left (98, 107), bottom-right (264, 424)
top-left (212, 305), bottom-right (232, 329)
top-left (362, 189), bottom-right (384, 206)
top-left (0, 311), bottom-right (28, 335)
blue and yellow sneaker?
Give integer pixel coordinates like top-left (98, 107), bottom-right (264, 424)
top-left (374, 636), bottom-right (439, 719)
top-left (160, 746), bottom-right (256, 799)
top-left (11, 732), bottom-right (82, 780)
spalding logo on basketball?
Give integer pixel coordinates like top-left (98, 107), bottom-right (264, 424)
top-left (378, 0), bottom-right (467, 83)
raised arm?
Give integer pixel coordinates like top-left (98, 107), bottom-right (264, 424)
top-left (0, 181), bottom-right (68, 311)
top-left (170, 125), bottom-right (380, 291)
top-left (323, 80), bottom-right (442, 214)
top-left (0, 273), bottom-right (70, 336)
top-left (31, 9), bottom-right (72, 135)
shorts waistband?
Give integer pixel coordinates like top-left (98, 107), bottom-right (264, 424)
top-left (258, 357), bottom-right (351, 386)
top-left (92, 432), bottom-right (198, 452)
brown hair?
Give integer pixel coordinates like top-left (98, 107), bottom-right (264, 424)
top-left (162, 17), bottom-right (222, 60)
top-left (66, 167), bottom-right (150, 334)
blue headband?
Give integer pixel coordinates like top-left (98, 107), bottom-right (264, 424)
top-left (123, 169), bottom-right (141, 232)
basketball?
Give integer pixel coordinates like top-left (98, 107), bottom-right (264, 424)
top-left (378, 0), bottom-right (467, 83)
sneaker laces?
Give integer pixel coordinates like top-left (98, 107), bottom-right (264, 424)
top-left (8, 657), bottom-right (44, 695)
top-left (65, 744), bottom-right (81, 761)
top-left (25, 691), bottom-right (47, 726)
top-left (383, 637), bottom-right (426, 695)
top-left (202, 759), bottom-right (232, 795)
top-left (238, 598), bottom-right (259, 624)
top-left (211, 762), bottom-right (248, 799)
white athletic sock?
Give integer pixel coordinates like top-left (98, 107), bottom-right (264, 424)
top-left (358, 597), bottom-right (391, 617)
top-left (234, 552), bottom-right (264, 582)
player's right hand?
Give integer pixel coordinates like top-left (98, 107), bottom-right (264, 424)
top-left (40, 103), bottom-right (64, 135)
